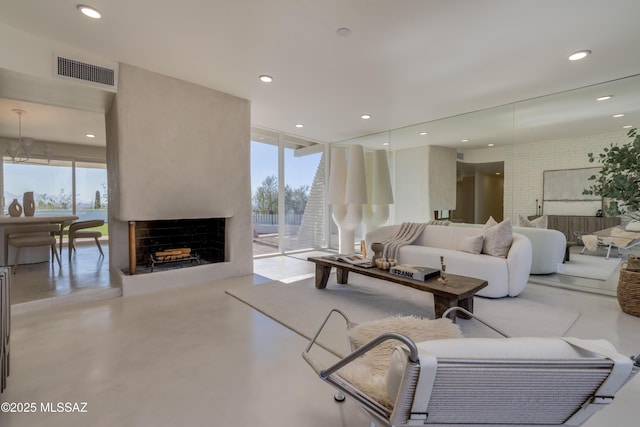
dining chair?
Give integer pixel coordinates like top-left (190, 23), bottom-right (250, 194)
top-left (4, 224), bottom-right (62, 274)
top-left (56, 219), bottom-right (74, 256)
top-left (67, 220), bottom-right (105, 261)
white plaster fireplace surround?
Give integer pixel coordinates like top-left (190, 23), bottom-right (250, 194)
top-left (106, 64), bottom-right (253, 295)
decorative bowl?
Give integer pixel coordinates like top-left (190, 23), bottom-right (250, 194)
top-left (375, 258), bottom-right (397, 270)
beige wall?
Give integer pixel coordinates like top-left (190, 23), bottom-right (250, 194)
top-left (106, 64), bottom-right (253, 288)
top-left (394, 145), bottom-right (457, 222)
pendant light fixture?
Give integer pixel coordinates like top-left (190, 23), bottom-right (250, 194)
top-left (7, 109), bottom-right (35, 163)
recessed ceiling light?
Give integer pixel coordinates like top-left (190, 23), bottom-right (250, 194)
top-left (613, 114), bottom-right (625, 118)
top-left (336, 27), bottom-right (351, 37)
top-left (295, 124), bottom-right (303, 128)
top-left (85, 133), bottom-right (96, 138)
top-left (259, 75), bottom-right (273, 83)
top-left (361, 114), bottom-right (371, 120)
top-left (77, 5), bottom-right (102, 19)
top-left (419, 132), bottom-right (428, 136)
top-left (383, 142), bottom-right (389, 146)
top-left (623, 125), bottom-right (633, 129)
top-left (568, 50), bottom-right (591, 61)
top-left (597, 95), bottom-right (612, 101)
top-left (461, 139), bottom-right (469, 142)
top-left (488, 143), bottom-right (495, 147)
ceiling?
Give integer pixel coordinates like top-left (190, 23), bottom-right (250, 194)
top-left (0, 0), bottom-right (639, 149)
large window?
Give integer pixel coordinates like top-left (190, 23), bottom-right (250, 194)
top-left (3, 160), bottom-right (72, 215)
top-left (74, 162), bottom-right (108, 224)
top-left (251, 139), bottom-right (280, 256)
top-left (284, 146), bottom-right (324, 252)
top-left (2, 158), bottom-right (108, 234)
top-left (250, 129), bottom-right (327, 256)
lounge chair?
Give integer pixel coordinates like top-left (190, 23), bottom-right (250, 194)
top-left (302, 308), bottom-right (639, 427)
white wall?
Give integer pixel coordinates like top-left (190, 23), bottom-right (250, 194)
top-left (510, 131), bottom-right (626, 219)
top-left (394, 145), bottom-right (456, 222)
top-left (107, 64), bottom-right (253, 291)
top-left (457, 131), bottom-right (627, 221)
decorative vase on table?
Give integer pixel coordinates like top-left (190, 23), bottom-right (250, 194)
top-left (8, 199), bottom-right (23, 217)
top-left (23, 191), bottom-right (35, 217)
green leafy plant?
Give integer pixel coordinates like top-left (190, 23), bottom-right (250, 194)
top-left (583, 128), bottom-right (640, 220)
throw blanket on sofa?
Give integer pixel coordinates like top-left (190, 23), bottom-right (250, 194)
top-left (381, 222), bottom-right (427, 259)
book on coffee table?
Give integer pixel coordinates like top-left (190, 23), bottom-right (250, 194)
top-left (390, 264), bottom-right (439, 281)
top-left (329, 254), bottom-right (375, 268)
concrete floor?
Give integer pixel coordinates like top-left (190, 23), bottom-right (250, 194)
top-left (1, 251), bottom-right (639, 426)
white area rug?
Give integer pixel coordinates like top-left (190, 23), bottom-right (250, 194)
top-left (560, 253), bottom-right (622, 280)
top-left (226, 275), bottom-right (580, 357)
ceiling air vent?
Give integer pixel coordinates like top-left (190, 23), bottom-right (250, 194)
top-left (54, 54), bottom-right (118, 91)
top-left (457, 152), bottom-right (464, 160)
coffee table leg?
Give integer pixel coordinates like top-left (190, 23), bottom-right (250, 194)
top-left (434, 296), bottom-right (474, 322)
top-left (457, 297), bottom-right (473, 319)
top-left (336, 267), bottom-right (349, 284)
top-left (315, 264), bottom-right (332, 289)
top-left (434, 296), bottom-right (457, 322)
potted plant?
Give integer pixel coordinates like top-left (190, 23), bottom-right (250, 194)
top-left (583, 128), bottom-right (640, 220)
top-left (584, 128), bottom-right (640, 317)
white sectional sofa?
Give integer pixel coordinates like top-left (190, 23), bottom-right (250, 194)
top-left (365, 224), bottom-right (533, 298)
top-left (456, 223), bottom-right (566, 275)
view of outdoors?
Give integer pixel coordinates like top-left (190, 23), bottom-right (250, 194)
top-left (250, 140), bottom-right (324, 255)
top-left (4, 137), bottom-right (322, 256)
top-left (3, 160), bottom-right (108, 233)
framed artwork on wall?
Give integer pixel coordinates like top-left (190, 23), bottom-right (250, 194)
top-left (542, 167), bottom-right (602, 216)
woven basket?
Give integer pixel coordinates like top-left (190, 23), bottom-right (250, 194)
top-left (625, 254), bottom-right (640, 272)
top-left (618, 267), bottom-right (640, 317)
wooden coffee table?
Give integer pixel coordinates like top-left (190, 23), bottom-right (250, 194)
top-left (307, 256), bottom-right (488, 322)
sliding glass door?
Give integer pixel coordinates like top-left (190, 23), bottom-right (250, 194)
top-left (250, 128), bottom-right (327, 256)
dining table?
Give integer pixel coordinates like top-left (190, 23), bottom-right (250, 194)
top-left (0, 214), bottom-right (78, 266)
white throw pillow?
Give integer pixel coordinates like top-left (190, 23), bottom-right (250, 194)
top-left (517, 214), bottom-right (548, 229)
top-left (482, 218), bottom-right (513, 257)
top-left (484, 216), bottom-right (498, 229)
top-left (459, 234), bottom-right (484, 254)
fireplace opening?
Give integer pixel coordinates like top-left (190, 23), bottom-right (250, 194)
top-left (125, 218), bottom-right (225, 274)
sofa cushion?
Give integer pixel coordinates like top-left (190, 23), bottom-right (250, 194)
top-left (459, 234), bottom-right (483, 254)
top-left (482, 218), bottom-right (513, 257)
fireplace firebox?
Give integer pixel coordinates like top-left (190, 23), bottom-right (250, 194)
top-left (127, 218), bottom-right (225, 274)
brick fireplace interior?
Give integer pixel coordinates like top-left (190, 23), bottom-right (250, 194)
top-left (127, 218), bottom-right (226, 274)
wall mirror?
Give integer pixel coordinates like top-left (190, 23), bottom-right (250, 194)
top-left (335, 73), bottom-right (640, 295)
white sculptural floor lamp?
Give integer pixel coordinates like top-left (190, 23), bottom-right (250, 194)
top-left (328, 145), bottom-right (368, 254)
top-left (363, 149), bottom-right (394, 233)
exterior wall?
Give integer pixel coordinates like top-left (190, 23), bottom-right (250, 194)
top-left (297, 152), bottom-right (327, 249)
